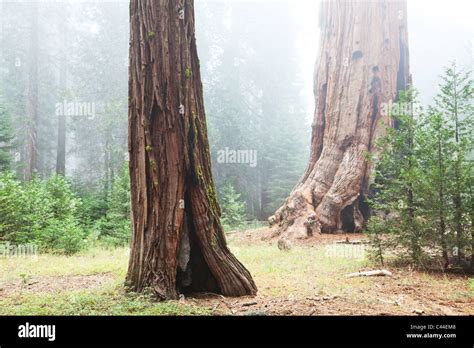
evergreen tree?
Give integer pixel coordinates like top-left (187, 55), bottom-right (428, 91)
top-left (94, 163), bottom-right (131, 246)
top-left (219, 182), bottom-right (247, 230)
top-left (368, 90), bottom-right (428, 265)
top-left (367, 66), bottom-right (473, 268)
top-left (418, 108), bottom-right (454, 267)
top-left (433, 62), bottom-right (473, 262)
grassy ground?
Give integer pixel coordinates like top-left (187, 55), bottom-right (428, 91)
top-left (0, 230), bottom-right (472, 315)
top-left (0, 248), bottom-right (209, 315)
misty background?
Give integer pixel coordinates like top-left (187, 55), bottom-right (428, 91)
top-left (0, 0), bottom-right (472, 222)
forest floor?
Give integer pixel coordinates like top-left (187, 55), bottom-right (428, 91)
top-left (0, 228), bottom-right (472, 316)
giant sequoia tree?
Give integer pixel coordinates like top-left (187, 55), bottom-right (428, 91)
top-left (269, 0), bottom-right (410, 238)
top-left (126, 0), bottom-right (257, 300)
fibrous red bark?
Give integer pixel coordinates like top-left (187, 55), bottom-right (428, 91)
top-left (269, 0), bottom-right (410, 239)
top-left (126, 0), bottom-right (257, 300)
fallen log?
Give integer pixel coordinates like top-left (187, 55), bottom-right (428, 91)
top-left (345, 269), bottom-right (393, 278)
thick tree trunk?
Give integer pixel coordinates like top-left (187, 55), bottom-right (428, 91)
top-left (269, 0), bottom-right (410, 239)
top-left (126, 0), bottom-right (257, 300)
top-left (25, 1), bottom-right (39, 181)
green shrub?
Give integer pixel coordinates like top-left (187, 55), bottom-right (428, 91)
top-left (75, 189), bottom-right (108, 226)
top-left (94, 164), bottom-right (131, 247)
top-left (219, 182), bottom-right (247, 230)
top-left (0, 173), bottom-right (86, 254)
top-left (0, 172), bottom-right (26, 241)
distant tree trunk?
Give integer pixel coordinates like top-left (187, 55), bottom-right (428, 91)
top-left (269, 0), bottom-right (410, 238)
top-left (56, 112), bottom-right (66, 175)
top-left (56, 5), bottom-right (68, 176)
top-left (126, 0), bottom-right (257, 300)
top-left (25, 1), bottom-right (39, 181)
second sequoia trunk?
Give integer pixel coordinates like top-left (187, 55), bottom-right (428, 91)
top-left (126, 0), bottom-right (257, 300)
top-left (269, 0), bottom-right (410, 238)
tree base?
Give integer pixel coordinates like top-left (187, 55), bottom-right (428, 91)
top-left (268, 185), bottom-right (370, 241)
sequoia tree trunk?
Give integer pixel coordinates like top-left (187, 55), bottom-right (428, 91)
top-left (126, 0), bottom-right (257, 300)
top-left (269, 0), bottom-right (410, 239)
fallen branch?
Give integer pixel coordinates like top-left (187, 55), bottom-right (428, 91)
top-left (242, 301), bottom-right (258, 307)
top-left (211, 302), bottom-right (221, 313)
top-left (336, 238), bottom-right (370, 245)
top-left (412, 308), bottom-right (424, 315)
top-left (345, 269), bottom-right (393, 278)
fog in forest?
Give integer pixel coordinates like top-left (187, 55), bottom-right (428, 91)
top-left (0, 0), bottom-right (472, 221)
top-left (1, 0), bottom-right (474, 322)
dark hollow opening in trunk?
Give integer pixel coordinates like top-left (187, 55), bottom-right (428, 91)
top-left (340, 195), bottom-right (371, 232)
top-left (177, 194), bottom-right (221, 296)
top-left (341, 204), bottom-right (356, 232)
top-left (358, 194), bottom-right (371, 221)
